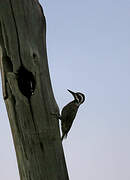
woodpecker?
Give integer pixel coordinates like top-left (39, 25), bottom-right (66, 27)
top-left (60, 89), bottom-right (85, 141)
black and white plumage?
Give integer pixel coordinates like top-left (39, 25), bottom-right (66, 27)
top-left (60, 89), bottom-right (85, 140)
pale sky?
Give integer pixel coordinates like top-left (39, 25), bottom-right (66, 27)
top-left (0, 0), bottom-right (130, 179)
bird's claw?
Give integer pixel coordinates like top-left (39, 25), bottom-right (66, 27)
top-left (50, 113), bottom-right (62, 120)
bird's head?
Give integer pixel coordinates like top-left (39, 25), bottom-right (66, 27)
top-left (67, 89), bottom-right (85, 105)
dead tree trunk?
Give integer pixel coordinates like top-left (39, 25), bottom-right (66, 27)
top-left (0, 0), bottom-right (69, 179)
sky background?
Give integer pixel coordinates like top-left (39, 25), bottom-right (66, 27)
top-left (0, 0), bottom-right (130, 179)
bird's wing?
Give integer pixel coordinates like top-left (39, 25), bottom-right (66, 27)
top-left (61, 103), bottom-right (79, 134)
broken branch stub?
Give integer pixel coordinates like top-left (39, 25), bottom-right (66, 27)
top-left (0, 0), bottom-right (69, 180)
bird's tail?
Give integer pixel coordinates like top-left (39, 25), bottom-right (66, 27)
top-left (61, 133), bottom-right (67, 141)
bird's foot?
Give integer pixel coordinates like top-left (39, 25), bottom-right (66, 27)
top-left (51, 113), bottom-right (62, 120)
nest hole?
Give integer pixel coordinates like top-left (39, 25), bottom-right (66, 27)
top-left (17, 66), bottom-right (36, 98)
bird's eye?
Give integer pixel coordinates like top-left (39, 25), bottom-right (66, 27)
top-left (77, 93), bottom-right (84, 104)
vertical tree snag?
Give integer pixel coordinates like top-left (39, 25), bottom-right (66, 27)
top-left (0, 0), bottom-right (69, 180)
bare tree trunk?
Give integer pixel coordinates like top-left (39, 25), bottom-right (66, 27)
top-left (0, 0), bottom-right (69, 179)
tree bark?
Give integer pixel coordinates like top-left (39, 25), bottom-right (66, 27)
top-left (0, 0), bottom-right (69, 179)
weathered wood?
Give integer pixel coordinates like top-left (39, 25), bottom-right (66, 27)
top-left (0, 0), bottom-right (69, 179)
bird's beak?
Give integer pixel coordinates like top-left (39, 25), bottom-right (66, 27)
top-left (67, 89), bottom-right (76, 97)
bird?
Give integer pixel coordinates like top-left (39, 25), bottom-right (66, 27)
top-left (59, 89), bottom-right (85, 141)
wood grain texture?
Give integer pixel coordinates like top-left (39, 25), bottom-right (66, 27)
top-left (0, 0), bottom-right (69, 179)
